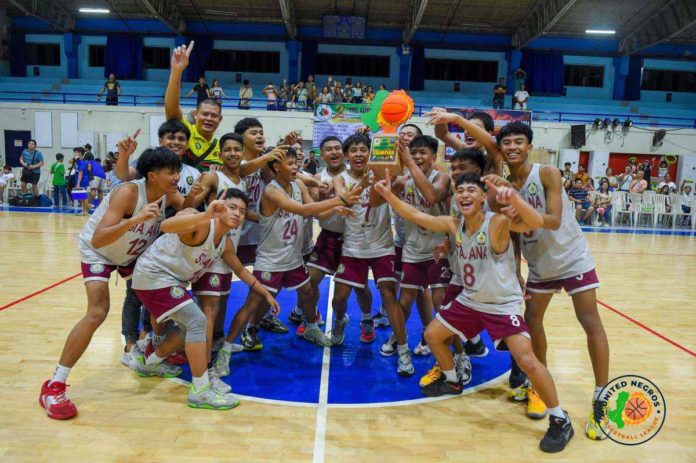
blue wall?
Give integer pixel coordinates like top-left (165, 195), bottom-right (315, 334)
top-left (423, 49), bottom-right (506, 94)
top-left (563, 55), bottom-right (614, 100)
top-left (79, 35), bottom-right (106, 79)
top-left (143, 37), bottom-right (175, 81)
top-left (312, 43), bottom-right (399, 91)
top-left (25, 34), bottom-right (66, 77)
top-left (640, 58), bottom-right (696, 105)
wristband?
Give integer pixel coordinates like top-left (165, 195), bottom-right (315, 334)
top-left (251, 279), bottom-right (258, 290)
top-left (338, 194), bottom-right (349, 206)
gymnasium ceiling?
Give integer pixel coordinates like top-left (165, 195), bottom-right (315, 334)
top-left (2, 0), bottom-right (696, 52)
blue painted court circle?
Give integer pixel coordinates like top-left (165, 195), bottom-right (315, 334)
top-left (176, 278), bottom-right (512, 406)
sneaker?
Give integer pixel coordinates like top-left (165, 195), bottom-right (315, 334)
top-left (372, 310), bottom-right (390, 328)
top-left (167, 351), bottom-right (188, 365)
top-left (540, 411), bottom-right (574, 453)
top-left (420, 374), bottom-right (463, 397)
top-left (212, 337), bottom-right (225, 353)
top-left (134, 355), bottom-right (183, 378)
top-left (120, 344), bottom-right (138, 368)
top-left (39, 380), bottom-right (77, 420)
top-left (455, 354), bottom-right (473, 386)
top-left (464, 338), bottom-right (489, 357)
top-left (413, 335), bottom-right (431, 356)
top-left (380, 333), bottom-right (397, 356)
top-left (209, 370), bottom-right (232, 394)
top-left (295, 322), bottom-right (306, 336)
top-left (241, 327), bottom-right (263, 351)
top-left (586, 400), bottom-right (607, 441)
top-left (330, 315), bottom-right (349, 346)
top-left (508, 357), bottom-right (527, 389)
top-left (359, 318), bottom-right (375, 343)
top-left (527, 388), bottom-right (548, 419)
top-left (419, 363), bottom-right (442, 387)
top-left (259, 316), bottom-right (289, 334)
top-left (397, 350), bottom-right (415, 377)
top-left (187, 384), bottom-right (239, 411)
top-left (303, 324), bottom-right (332, 347)
top-left (316, 312), bottom-right (324, 327)
top-left (509, 380), bottom-right (530, 402)
top-left (288, 310), bottom-right (303, 325)
top-left (136, 333), bottom-right (151, 352)
top-left (213, 349), bottom-right (231, 378)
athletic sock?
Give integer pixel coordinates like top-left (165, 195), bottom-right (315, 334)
top-left (548, 406), bottom-right (565, 419)
top-left (145, 352), bottom-right (165, 366)
top-left (594, 386), bottom-right (603, 401)
top-left (470, 334), bottom-right (481, 344)
top-left (362, 312), bottom-right (372, 321)
top-left (50, 364), bottom-right (71, 385)
top-left (397, 343), bottom-right (409, 354)
top-left (443, 368), bottom-right (458, 383)
top-left (221, 341), bottom-right (235, 354)
top-left (192, 371), bottom-right (210, 391)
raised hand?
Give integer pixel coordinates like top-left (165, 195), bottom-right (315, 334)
top-left (342, 183), bottom-right (364, 205)
top-left (266, 145), bottom-right (288, 163)
top-left (331, 206), bottom-right (354, 217)
top-left (171, 41), bottom-right (195, 74)
top-left (374, 168), bottom-right (393, 197)
top-left (397, 138), bottom-right (411, 164)
top-left (424, 110), bottom-right (459, 126)
top-left (117, 129), bottom-right (141, 160)
top-left (485, 177), bottom-right (517, 206)
top-left (135, 198), bottom-right (162, 223)
top-left (482, 174), bottom-right (512, 189)
top-left (206, 199), bottom-right (227, 219)
top-left (188, 178), bottom-right (203, 197)
top-left (283, 131), bottom-right (302, 146)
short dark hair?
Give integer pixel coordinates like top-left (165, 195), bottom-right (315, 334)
top-left (136, 147), bottom-right (182, 178)
top-left (267, 146), bottom-right (297, 172)
top-left (56, 153), bottom-right (64, 161)
top-left (467, 112), bottom-right (495, 133)
top-left (409, 135), bottom-right (438, 154)
top-left (217, 186), bottom-right (249, 207)
top-left (83, 152), bottom-right (95, 161)
top-left (85, 143), bottom-right (92, 150)
top-left (243, 79), bottom-right (249, 85)
top-left (234, 117), bottom-right (263, 135)
top-left (3, 165), bottom-right (10, 171)
top-left (342, 133), bottom-right (371, 153)
top-left (28, 139), bottom-right (37, 145)
top-left (73, 147), bottom-right (85, 155)
top-left (197, 98), bottom-right (222, 110)
top-left (400, 123), bottom-right (423, 136)
top-left (455, 172), bottom-right (485, 190)
top-left (158, 119), bottom-right (190, 140)
top-left (450, 148), bottom-right (485, 174)
top-left (220, 132), bottom-right (244, 149)
top-left (496, 121), bottom-right (533, 145)
top-left (564, 162), bottom-right (571, 167)
top-left (320, 135), bottom-right (341, 150)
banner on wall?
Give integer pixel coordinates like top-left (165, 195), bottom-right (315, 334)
top-left (312, 103), bottom-right (372, 147)
top-left (444, 108), bottom-right (532, 158)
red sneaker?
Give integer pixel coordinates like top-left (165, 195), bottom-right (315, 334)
top-left (360, 319), bottom-right (375, 343)
top-left (167, 351), bottom-right (188, 365)
top-left (295, 323), bottom-right (306, 336)
top-left (39, 380), bottom-right (77, 420)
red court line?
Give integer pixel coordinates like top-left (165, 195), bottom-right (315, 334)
top-left (596, 299), bottom-right (696, 358)
top-left (0, 273), bottom-right (82, 312)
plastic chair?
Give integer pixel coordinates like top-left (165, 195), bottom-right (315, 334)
top-left (675, 197), bottom-right (695, 229)
top-left (613, 195), bottom-right (633, 227)
top-left (653, 201), bottom-right (674, 228)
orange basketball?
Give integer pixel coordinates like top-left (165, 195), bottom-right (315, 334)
top-left (380, 93), bottom-right (411, 123)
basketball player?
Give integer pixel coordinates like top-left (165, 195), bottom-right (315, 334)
top-left (233, 147), bottom-right (362, 349)
top-left (375, 171), bottom-right (574, 453)
top-left (133, 189), bottom-right (279, 409)
top-left (331, 133), bottom-right (412, 376)
top-left (39, 147), bottom-right (184, 420)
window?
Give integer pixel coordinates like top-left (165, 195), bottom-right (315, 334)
top-left (564, 64), bottom-right (604, 88)
top-left (25, 43), bottom-right (61, 66)
top-left (143, 46), bottom-right (169, 69)
top-left (424, 58), bottom-right (498, 82)
top-left (315, 53), bottom-right (390, 78)
top-left (641, 69), bottom-right (696, 93)
top-left (88, 45), bottom-right (105, 67)
top-left (207, 49), bottom-right (280, 73)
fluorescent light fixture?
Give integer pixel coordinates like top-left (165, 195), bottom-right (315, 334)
top-left (79, 8), bottom-right (110, 14)
top-left (585, 29), bottom-right (615, 35)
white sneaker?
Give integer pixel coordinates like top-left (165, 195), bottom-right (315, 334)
top-left (213, 349), bottom-right (231, 378)
top-left (455, 354), bottom-right (473, 386)
top-left (380, 333), bottom-right (398, 356)
top-left (188, 384), bottom-right (239, 410)
top-left (397, 350), bottom-right (415, 377)
top-left (209, 370), bottom-right (232, 394)
top-left (120, 344), bottom-right (140, 369)
top-left (413, 340), bottom-right (431, 356)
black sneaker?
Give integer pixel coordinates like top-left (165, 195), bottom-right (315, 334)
top-left (241, 327), bottom-right (263, 351)
top-left (259, 316), bottom-right (289, 334)
top-left (464, 338), bottom-right (489, 357)
top-left (540, 411), bottom-right (574, 453)
top-left (420, 374), bottom-right (463, 397)
top-left (288, 310), bottom-right (303, 325)
top-left (372, 311), bottom-right (390, 328)
top-left (508, 357), bottom-right (528, 389)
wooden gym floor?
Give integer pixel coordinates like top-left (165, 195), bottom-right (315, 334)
top-left (0, 211), bottom-right (695, 463)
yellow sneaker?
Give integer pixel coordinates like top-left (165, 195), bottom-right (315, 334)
top-left (508, 380), bottom-right (529, 401)
top-left (526, 388), bottom-right (548, 419)
top-left (586, 400), bottom-right (608, 440)
top-left (419, 363), bottom-right (442, 387)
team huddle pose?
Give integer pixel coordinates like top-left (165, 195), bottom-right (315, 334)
top-left (38, 42), bottom-right (611, 454)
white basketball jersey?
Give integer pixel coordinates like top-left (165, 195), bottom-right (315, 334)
top-left (340, 170), bottom-right (394, 259)
top-left (208, 171), bottom-right (246, 274)
top-left (402, 170), bottom-right (447, 263)
top-left (133, 219), bottom-right (227, 290)
top-left (239, 164), bottom-right (265, 246)
top-left (254, 180), bottom-right (304, 272)
top-left (177, 164), bottom-right (201, 196)
top-left (518, 164), bottom-right (595, 282)
top-left (454, 213), bottom-right (522, 315)
top-left (77, 178), bottom-right (166, 266)
top-left (317, 168), bottom-right (345, 234)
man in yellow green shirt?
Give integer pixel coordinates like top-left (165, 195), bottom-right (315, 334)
top-left (50, 153), bottom-right (68, 209)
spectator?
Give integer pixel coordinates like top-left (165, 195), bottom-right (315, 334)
top-left (344, 82), bottom-right (354, 103)
top-left (317, 86), bottom-right (333, 104)
top-left (573, 164), bottom-right (590, 187)
top-left (378, 84), bottom-right (387, 91)
top-left (208, 79), bottom-right (226, 106)
top-left (19, 139), bottom-right (43, 197)
top-left (66, 147), bottom-right (84, 194)
top-left (305, 75), bottom-right (317, 97)
top-left (594, 179), bottom-right (613, 226)
top-left (332, 80), bottom-right (345, 103)
top-left (84, 143), bottom-right (93, 159)
top-left (50, 153), bottom-right (68, 209)
top-left (605, 167), bottom-right (618, 189)
top-left (307, 83), bottom-right (318, 110)
top-left (569, 178), bottom-right (594, 225)
top-left (238, 79), bottom-right (253, 109)
top-left (73, 148), bottom-right (91, 215)
top-left (364, 85), bottom-right (375, 103)
top-left (185, 77), bottom-right (210, 106)
top-left (657, 173), bottom-right (677, 193)
top-left (657, 184), bottom-right (670, 195)
top-left (657, 158), bottom-right (669, 184)
top-left (513, 83), bottom-right (529, 110)
top-left (0, 165), bottom-right (15, 204)
top-left (617, 165), bottom-right (633, 191)
top-left (85, 153), bottom-right (106, 207)
top-left (104, 159), bottom-right (122, 191)
top-left (353, 81), bottom-right (364, 103)
top-left (629, 170), bottom-right (648, 193)
top-left (584, 177), bottom-right (595, 192)
top-left (278, 78), bottom-right (289, 111)
top-left (628, 157), bottom-right (639, 174)
top-left (639, 159), bottom-right (653, 188)
top-left (680, 181), bottom-right (692, 218)
top-left (304, 150), bottom-right (318, 175)
top-left (98, 73), bottom-right (121, 106)
top-left (493, 77), bottom-right (506, 109)
top-left (561, 162), bottom-right (574, 190)
top-left (294, 81), bottom-right (308, 109)
top-left (263, 82), bottom-right (279, 110)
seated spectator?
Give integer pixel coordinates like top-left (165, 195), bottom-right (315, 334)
top-left (332, 80), bottom-right (345, 103)
top-left (584, 177), bottom-right (595, 192)
top-left (344, 83), bottom-right (354, 103)
top-left (492, 77), bottom-right (506, 109)
top-left (208, 79), bottom-right (226, 106)
top-left (263, 82), bottom-right (279, 110)
top-left (617, 165), bottom-right (633, 191)
top-left (639, 159), bottom-right (653, 188)
top-left (0, 165), bottom-right (15, 203)
top-left (628, 157), bottom-right (639, 174)
top-left (657, 173), bottom-right (677, 193)
top-left (238, 79), bottom-right (253, 109)
top-left (658, 184), bottom-right (670, 196)
top-left (594, 179), bottom-right (613, 226)
top-left (561, 162), bottom-right (574, 191)
top-left (364, 85), bottom-right (375, 103)
top-left (305, 75), bottom-right (317, 97)
top-left (574, 164), bottom-right (590, 187)
top-left (378, 84), bottom-right (387, 91)
top-left (513, 83), bottom-right (529, 110)
top-left (605, 167), bottom-right (618, 189)
top-left (353, 81), bottom-right (364, 103)
top-left (317, 86), bottom-right (333, 104)
top-left (629, 170), bottom-right (648, 193)
top-left (569, 179), bottom-right (594, 225)
top-left (681, 181), bottom-right (693, 218)
top-left (657, 158), bottom-right (669, 184)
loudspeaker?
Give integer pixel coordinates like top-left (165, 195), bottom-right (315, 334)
top-left (570, 124), bottom-right (585, 149)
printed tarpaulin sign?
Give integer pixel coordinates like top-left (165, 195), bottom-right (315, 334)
top-left (312, 103), bottom-right (372, 147)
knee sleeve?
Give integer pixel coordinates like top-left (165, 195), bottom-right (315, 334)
top-left (169, 302), bottom-right (207, 343)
